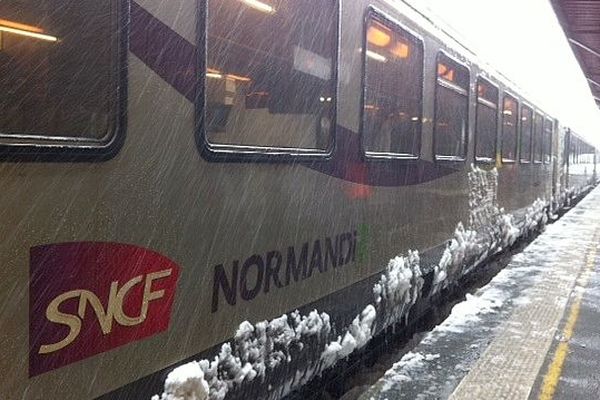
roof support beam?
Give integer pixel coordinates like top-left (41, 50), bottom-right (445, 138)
top-left (569, 38), bottom-right (600, 59)
top-left (588, 78), bottom-right (600, 89)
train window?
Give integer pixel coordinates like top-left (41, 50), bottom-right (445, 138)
top-left (543, 118), bottom-right (552, 164)
top-left (203, 0), bottom-right (337, 159)
top-left (570, 137), bottom-right (577, 165)
top-left (520, 106), bottom-right (533, 163)
top-left (533, 112), bottom-right (543, 163)
top-left (362, 12), bottom-right (423, 159)
top-left (501, 95), bottom-right (518, 162)
top-left (434, 54), bottom-right (469, 160)
top-left (474, 78), bottom-right (498, 162)
top-left (0, 0), bottom-right (124, 155)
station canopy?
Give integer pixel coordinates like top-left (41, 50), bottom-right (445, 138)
top-left (552, 0), bottom-right (600, 109)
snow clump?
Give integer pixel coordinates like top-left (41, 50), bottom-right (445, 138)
top-left (373, 251), bottom-right (423, 327)
top-left (321, 305), bottom-right (377, 369)
top-left (151, 361), bottom-right (209, 400)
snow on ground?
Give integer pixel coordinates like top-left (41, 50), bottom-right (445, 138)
top-left (152, 166), bottom-right (551, 400)
top-left (360, 187), bottom-right (600, 400)
top-left (433, 290), bottom-right (505, 335)
top-left (379, 352), bottom-right (431, 391)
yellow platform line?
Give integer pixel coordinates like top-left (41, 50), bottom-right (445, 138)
top-left (538, 232), bottom-right (599, 400)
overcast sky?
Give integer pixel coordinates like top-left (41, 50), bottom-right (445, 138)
top-left (404, 0), bottom-right (600, 145)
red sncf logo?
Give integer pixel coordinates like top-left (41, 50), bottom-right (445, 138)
top-left (29, 242), bottom-right (180, 377)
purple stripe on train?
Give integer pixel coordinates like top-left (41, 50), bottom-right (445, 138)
top-left (129, 2), bottom-right (459, 187)
top-left (130, 2), bottom-right (197, 102)
top-left (308, 127), bottom-right (458, 187)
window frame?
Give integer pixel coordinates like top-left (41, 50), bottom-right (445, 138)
top-left (474, 77), bottom-right (498, 164)
top-left (433, 51), bottom-right (470, 162)
top-left (533, 111), bottom-right (544, 164)
top-left (500, 92), bottom-right (519, 163)
top-left (0, 0), bottom-right (128, 161)
top-left (197, 0), bottom-right (340, 162)
top-left (360, 7), bottom-right (425, 161)
top-left (519, 103), bottom-right (534, 164)
top-left (543, 117), bottom-right (553, 164)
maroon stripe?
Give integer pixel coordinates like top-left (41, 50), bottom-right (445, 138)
top-left (130, 2), bottom-right (197, 102)
top-left (308, 126), bottom-right (459, 187)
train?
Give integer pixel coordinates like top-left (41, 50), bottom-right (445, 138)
top-left (0, 0), bottom-right (598, 399)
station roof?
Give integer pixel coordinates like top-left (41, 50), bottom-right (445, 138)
top-left (552, 0), bottom-right (600, 109)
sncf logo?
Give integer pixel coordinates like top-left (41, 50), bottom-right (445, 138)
top-left (39, 269), bottom-right (173, 354)
top-left (29, 242), bottom-right (180, 377)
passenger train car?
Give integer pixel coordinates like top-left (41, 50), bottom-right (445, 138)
top-left (0, 0), bottom-right (597, 399)
top-left (565, 131), bottom-right (598, 194)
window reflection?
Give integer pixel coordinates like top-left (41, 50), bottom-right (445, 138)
top-left (434, 54), bottom-right (469, 159)
top-left (533, 113), bottom-right (543, 163)
top-left (475, 79), bottom-right (498, 162)
top-left (501, 95), bottom-right (518, 161)
top-left (206, 0), bottom-right (337, 152)
top-left (362, 15), bottom-right (423, 158)
top-left (520, 106), bottom-right (532, 162)
top-left (0, 1), bottom-right (117, 141)
top-left (543, 118), bottom-right (552, 163)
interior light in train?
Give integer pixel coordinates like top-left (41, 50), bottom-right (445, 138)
top-left (239, 0), bottom-right (276, 14)
top-left (366, 50), bottom-right (387, 63)
top-left (367, 24), bottom-right (391, 47)
top-left (391, 41), bottom-right (410, 59)
top-left (0, 18), bottom-right (44, 33)
top-left (206, 70), bottom-right (223, 79)
top-left (477, 84), bottom-right (485, 97)
top-left (437, 64), bottom-right (455, 82)
top-left (226, 73), bottom-right (251, 82)
top-left (0, 19), bottom-right (57, 42)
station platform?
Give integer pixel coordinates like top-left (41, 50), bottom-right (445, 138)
top-left (359, 186), bottom-right (600, 400)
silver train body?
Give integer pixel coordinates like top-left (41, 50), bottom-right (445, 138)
top-left (0, 0), bottom-right (597, 399)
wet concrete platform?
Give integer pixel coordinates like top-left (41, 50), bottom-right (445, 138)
top-left (359, 186), bottom-right (600, 400)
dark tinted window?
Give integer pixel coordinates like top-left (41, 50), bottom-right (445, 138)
top-left (501, 95), bottom-right (518, 161)
top-left (362, 13), bottom-right (423, 158)
top-left (434, 54), bottom-right (469, 159)
top-left (543, 118), bottom-right (552, 163)
top-left (475, 79), bottom-right (497, 162)
top-left (520, 106), bottom-right (532, 162)
top-left (0, 1), bottom-right (120, 146)
top-left (205, 0), bottom-right (337, 155)
top-left (533, 113), bottom-right (543, 163)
